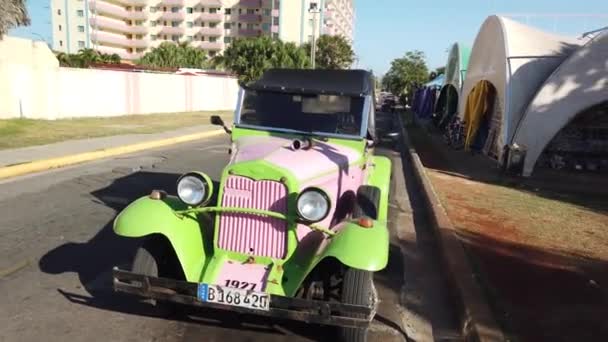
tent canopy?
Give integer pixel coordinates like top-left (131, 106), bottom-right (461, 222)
top-left (443, 42), bottom-right (471, 92)
top-left (511, 31), bottom-right (608, 176)
top-left (459, 15), bottom-right (581, 162)
top-left (425, 74), bottom-right (445, 88)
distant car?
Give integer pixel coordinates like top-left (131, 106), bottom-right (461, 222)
top-left (112, 69), bottom-right (393, 342)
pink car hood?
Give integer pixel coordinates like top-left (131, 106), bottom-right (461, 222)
top-left (231, 136), bottom-right (363, 181)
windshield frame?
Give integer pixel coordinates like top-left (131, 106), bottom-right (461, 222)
top-left (232, 88), bottom-right (372, 141)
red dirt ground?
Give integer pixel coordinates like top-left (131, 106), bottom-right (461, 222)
top-left (407, 121), bottom-right (608, 342)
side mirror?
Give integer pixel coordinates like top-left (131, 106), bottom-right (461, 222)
top-left (210, 115), bottom-right (231, 134)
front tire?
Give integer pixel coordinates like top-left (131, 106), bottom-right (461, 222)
top-left (131, 236), bottom-right (184, 315)
top-left (339, 268), bottom-right (374, 342)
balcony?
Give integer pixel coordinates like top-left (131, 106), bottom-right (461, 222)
top-left (160, 12), bottom-right (185, 21)
top-left (238, 29), bottom-right (261, 37)
top-left (198, 0), bottom-right (222, 5)
top-left (199, 27), bottom-right (223, 36)
top-left (108, 0), bottom-right (149, 6)
top-left (90, 17), bottom-right (148, 34)
top-left (239, 14), bottom-right (261, 22)
top-left (197, 41), bottom-right (223, 50)
top-left (199, 12), bottom-right (223, 22)
top-left (128, 11), bottom-right (148, 20)
top-left (92, 31), bottom-right (150, 48)
top-left (159, 0), bottom-right (185, 6)
top-left (271, 25), bottom-right (279, 33)
top-left (271, 9), bottom-right (279, 17)
top-left (239, 0), bottom-right (262, 8)
top-left (159, 26), bottom-right (185, 35)
top-left (89, 0), bottom-right (127, 19)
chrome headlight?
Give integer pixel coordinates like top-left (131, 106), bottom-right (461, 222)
top-left (296, 188), bottom-right (330, 223)
top-left (177, 172), bottom-right (213, 206)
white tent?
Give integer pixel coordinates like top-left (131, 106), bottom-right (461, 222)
top-left (510, 31), bottom-right (608, 176)
top-left (459, 15), bottom-right (581, 162)
top-left (434, 43), bottom-right (471, 126)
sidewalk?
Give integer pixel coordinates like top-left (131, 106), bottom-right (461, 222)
top-left (405, 115), bottom-right (608, 342)
top-left (0, 124), bottom-right (222, 168)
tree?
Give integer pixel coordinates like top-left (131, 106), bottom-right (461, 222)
top-left (222, 37), bottom-right (310, 83)
top-left (0, 0), bottom-right (29, 38)
top-left (303, 35), bottom-right (354, 69)
top-left (382, 50), bottom-right (429, 95)
top-left (137, 42), bottom-right (208, 69)
top-left (56, 49), bottom-right (121, 68)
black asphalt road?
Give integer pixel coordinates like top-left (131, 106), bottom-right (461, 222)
top-left (0, 134), bottom-right (460, 342)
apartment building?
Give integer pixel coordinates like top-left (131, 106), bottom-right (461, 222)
top-left (51, 0), bottom-right (354, 60)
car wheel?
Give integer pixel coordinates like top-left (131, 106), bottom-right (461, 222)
top-left (352, 186), bottom-right (380, 220)
top-left (338, 267), bottom-right (374, 342)
top-left (131, 236), bottom-right (184, 315)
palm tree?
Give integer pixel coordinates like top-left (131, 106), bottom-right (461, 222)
top-left (0, 0), bottom-right (30, 38)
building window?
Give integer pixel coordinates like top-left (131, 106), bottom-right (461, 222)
top-left (224, 36), bottom-right (232, 43)
top-left (264, 9), bottom-right (271, 16)
top-left (209, 37), bottom-right (217, 42)
top-left (172, 21), bottom-right (179, 27)
top-left (172, 35), bottom-right (179, 41)
top-left (246, 23), bottom-right (254, 29)
top-left (78, 25), bottom-right (84, 32)
top-left (200, 7), bottom-right (205, 12)
top-left (57, 9), bottom-right (61, 15)
top-left (224, 23), bottom-right (231, 29)
top-left (200, 22), bottom-right (205, 27)
top-left (150, 6), bottom-right (157, 13)
top-left (209, 22), bottom-right (217, 28)
top-left (78, 41), bottom-right (85, 48)
top-left (135, 6), bottom-right (143, 11)
top-left (171, 7), bottom-right (179, 13)
top-left (59, 40), bottom-right (63, 46)
top-left (136, 34), bottom-right (143, 39)
top-left (273, 17), bottom-right (279, 25)
top-left (209, 51), bottom-right (216, 57)
top-left (187, 21), bottom-right (193, 28)
top-left (225, 8), bottom-right (231, 15)
top-left (200, 36), bottom-right (206, 41)
top-left (151, 34), bottom-right (157, 40)
top-left (58, 24), bottom-right (62, 31)
top-left (187, 36), bottom-right (193, 41)
top-left (262, 23), bottom-right (270, 31)
top-left (247, 9), bottom-right (254, 14)
top-left (238, 8), bottom-right (242, 14)
top-left (77, 10), bottom-right (84, 17)
top-left (209, 8), bottom-right (217, 14)
top-left (237, 23), bottom-right (242, 28)
top-left (272, 33), bottom-right (279, 39)
top-left (150, 21), bottom-right (157, 27)
top-left (187, 7), bottom-right (193, 13)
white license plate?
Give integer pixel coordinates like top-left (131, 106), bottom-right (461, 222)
top-left (197, 283), bottom-right (270, 311)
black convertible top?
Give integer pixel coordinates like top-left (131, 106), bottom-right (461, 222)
top-left (247, 69), bottom-right (375, 97)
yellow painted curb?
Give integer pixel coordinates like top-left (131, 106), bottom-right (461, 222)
top-left (0, 129), bottom-right (225, 180)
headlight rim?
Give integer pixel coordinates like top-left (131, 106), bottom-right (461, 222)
top-left (296, 187), bottom-right (331, 223)
top-left (176, 172), bottom-right (213, 207)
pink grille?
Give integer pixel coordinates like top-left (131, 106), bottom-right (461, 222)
top-left (217, 176), bottom-right (288, 259)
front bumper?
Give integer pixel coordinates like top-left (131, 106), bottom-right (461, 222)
top-left (113, 268), bottom-right (375, 329)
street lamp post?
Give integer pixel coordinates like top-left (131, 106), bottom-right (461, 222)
top-left (308, 2), bottom-right (321, 69)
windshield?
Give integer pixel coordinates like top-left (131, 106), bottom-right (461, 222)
top-left (238, 90), bottom-right (365, 136)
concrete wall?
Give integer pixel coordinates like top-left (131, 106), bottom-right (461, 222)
top-left (0, 37), bottom-right (239, 120)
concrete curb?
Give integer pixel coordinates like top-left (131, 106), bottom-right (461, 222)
top-left (0, 129), bottom-right (225, 180)
top-left (398, 114), bottom-right (505, 342)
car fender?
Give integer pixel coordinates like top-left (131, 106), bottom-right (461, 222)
top-left (113, 196), bottom-right (207, 282)
top-left (320, 220), bottom-right (389, 271)
top-left (366, 155), bottom-right (392, 221)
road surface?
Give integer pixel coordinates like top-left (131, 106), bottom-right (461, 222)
top-left (0, 134), bottom-right (461, 342)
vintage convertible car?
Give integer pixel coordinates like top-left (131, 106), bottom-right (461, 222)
top-left (112, 69), bottom-right (392, 341)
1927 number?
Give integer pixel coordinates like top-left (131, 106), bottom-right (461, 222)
top-left (224, 279), bottom-right (257, 291)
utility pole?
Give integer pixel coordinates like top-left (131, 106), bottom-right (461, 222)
top-left (308, 2), bottom-right (321, 69)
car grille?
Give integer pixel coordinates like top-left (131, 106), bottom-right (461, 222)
top-left (217, 176), bottom-right (288, 259)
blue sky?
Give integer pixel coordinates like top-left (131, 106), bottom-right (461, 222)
top-left (10, 0), bottom-right (608, 74)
